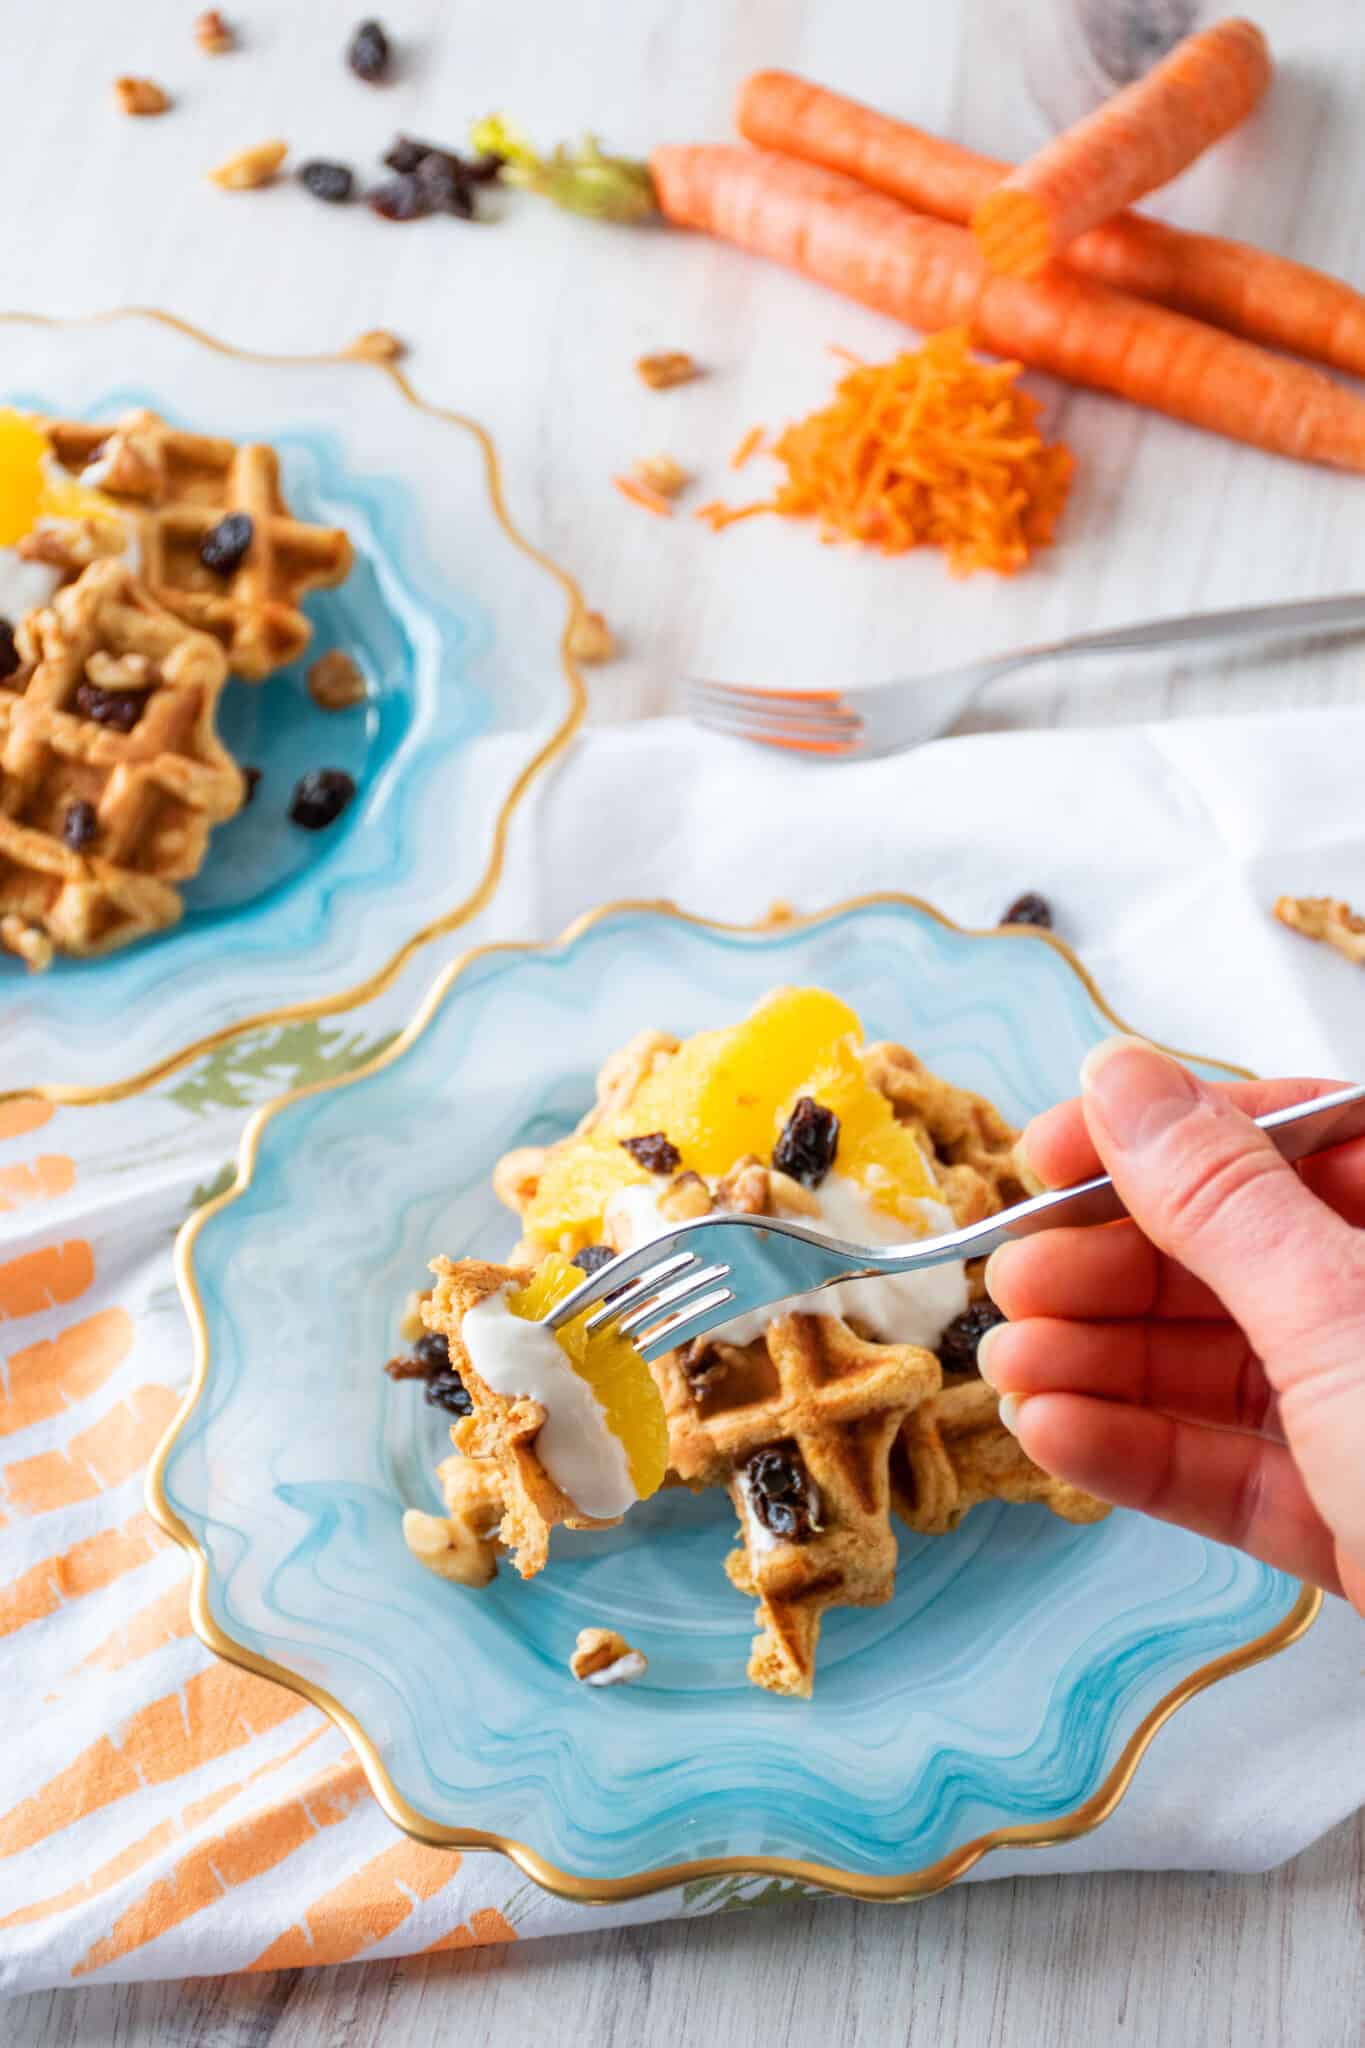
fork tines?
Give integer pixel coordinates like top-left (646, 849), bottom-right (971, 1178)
top-left (686, 678), bottom-right (864, 755)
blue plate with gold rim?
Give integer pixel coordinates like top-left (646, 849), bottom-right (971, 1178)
top-left (155, 897), bottom-right (1317, 1901)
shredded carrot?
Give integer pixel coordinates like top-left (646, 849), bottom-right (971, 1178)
top-left (729, 424), bottom-right (766, 469)
top-left (612, 472), bottom-right (675, 518)
top-left (695, 330), bottom-right (1072, 574)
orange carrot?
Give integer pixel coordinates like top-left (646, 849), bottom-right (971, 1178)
top-left (735, 71), bottom-right (1365, 379)
top-left (972, 19), bottom-right (1270, 278)
top-left (612, 472), bottom-right (674, 517)
top-left (650, 145), bottom-right (1365, 472)
top-left (729, 424), bottom-right (765, 468)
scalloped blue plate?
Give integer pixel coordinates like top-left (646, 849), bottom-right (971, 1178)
top-left (157, 898), bottom-right (1315, 1900)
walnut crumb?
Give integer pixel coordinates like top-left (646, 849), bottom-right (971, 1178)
top-left (114, 77), bottom-right (171, 116)
top-left (208, 139), bottom-right (288, 190)
top-left (404, 1458), bottom-right (505, 1588)
top-left (86, 650), bottom-right (156, 691)
top-left (658, 1170), bottom-right (713, 1223)
top-left (1, 915), bottom-right (54, 972)
top-left (1274, 894), bottom-right (1365, 966)
top-left (632, 454), bottom-right (690, 498)
top-left (636, 351), bottom-right (700, 390)
top-left (350, 328), bottom-right (406, 363)
top-left (307, 649), bottom-right (367, 712)
top-left (570, 1627), bottom-right (647, 1685)
top-left (567, 609), bottom-right (615, 664)
top-left (398, 1289), bottom-right (429, 1346)
top-left (195, 9), bottom-right (236, 53)
top-left (18, 519), bottom-right (126, 572)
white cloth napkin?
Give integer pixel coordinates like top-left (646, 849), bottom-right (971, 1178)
top-left (2, 704), bottom-right (1361, 1997)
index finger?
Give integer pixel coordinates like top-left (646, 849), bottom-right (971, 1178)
top-left (1020, 1073), bottom-right (1361, 1194)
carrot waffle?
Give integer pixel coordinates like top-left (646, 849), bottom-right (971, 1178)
top-left (34, 408), bottom-right (352, 680)
top-left (0, 561), bottom-right (245, 964)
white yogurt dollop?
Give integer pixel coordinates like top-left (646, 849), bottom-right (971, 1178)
top-left (460, 1287), bottom-right (636, 1519)
top-left (0, 550), bottom-right (59, 623)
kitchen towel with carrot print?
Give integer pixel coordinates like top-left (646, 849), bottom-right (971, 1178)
top-left (1, 704), bottom-right (1364, 1995)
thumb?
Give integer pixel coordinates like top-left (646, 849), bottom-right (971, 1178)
top-left (1078, 1037), bottom-right (1365, 1383)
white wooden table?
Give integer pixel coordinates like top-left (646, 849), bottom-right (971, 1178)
top-left (6, 0), bottom-right (1362, 2039)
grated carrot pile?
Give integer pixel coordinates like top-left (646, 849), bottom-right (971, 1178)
top-left (700, 329), bottom-right (1074, 574)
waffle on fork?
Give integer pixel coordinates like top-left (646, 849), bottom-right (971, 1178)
top-left (0, 561), bottom-right (245, 962)
top-left (36, 409), bottom-right (352, 680)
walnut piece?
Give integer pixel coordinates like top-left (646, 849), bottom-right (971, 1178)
top-left (114, 77), bottom-right (171, 116)
top-left (632, 454), bottom-right (690, 498)
top-left (398, 1289), bottom-right (429, 1345)
top-left (208, 139), bottom-right (288, 190)
top-left (81, 412), bottom-right (167, 498)
top-left (307, 649), bottom-right (367, 712)
top-left (636, 351), bottom-right (700, 390)
top-left (0, 915), bottom-right (54, 972)
top-left (1274, 895), bottom-right (1365, 966)
top-left (566, 608), bottom-right (615, 664)
top-left (714, 1155), bottom-right (771, 1216)
top-left (350, 328), bottom-right (405, 363)
top-left (195, 9), bottom-right (235, 53)
top-left (86, 650), bottom-right (156, 691)
top-left (403, 1457), bottom-right (506, 1588)
top-left (570, 1627), bottom-right (647, 1685)
top-left (658, 1170), bottom-right (712, 1223)
top-left (18, 518), bottom-right (126, 571)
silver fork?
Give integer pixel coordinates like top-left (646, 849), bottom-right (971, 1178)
top-left (687, 593), bottom-right (1365, 759)
top-left (545, 1085), bottom-right (1365, 1363)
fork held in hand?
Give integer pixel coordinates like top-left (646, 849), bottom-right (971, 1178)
top-left (688, 593), bottom-right (1365, 759)
top-left (546, 1085), bottom-right (1365, 1365)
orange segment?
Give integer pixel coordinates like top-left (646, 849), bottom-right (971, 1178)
top-left (785, 1042), bottom-right (938, 1221)
top-left (509, 1254), bottom-right (668, 1499)
top-left (0, 408), bottom-right (122, 548)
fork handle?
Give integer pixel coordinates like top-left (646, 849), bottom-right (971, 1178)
top-left (992, 592), bottom-right (1365, 680)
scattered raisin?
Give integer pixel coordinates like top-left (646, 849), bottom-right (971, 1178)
top-left (743, 1444), bottom-right (820, 1543)
top-left (241, 765), bottom-right (262, 804)
top-left (0, 619), bottom-right (18, 681)
top-left (414, 151), bottom-right (474, 218)
top-left (368, 173), bottom-right (426, 221)
top-left (62, 800), bottom-right (98, 852)
top-left (571, 1245), bottom-right (616, 1275)
top-left (1001, 892), bottom-right (1053, 930)
top-left (288, 768), bottom-right (356, 830)
top-left (382, 135), bottom-right (428, 174)
top-left (72, 680), bottom-right (147, 732)
top-left (414, 1332), bottom-right (449, 1371)
top-left (200, 512), bottom-right (254, 575)
top-left (620, 1132), bottom-right (681, 1175)
top-left (465, 151), bottom-right (505, 183)
top-left (938, 1300), bottom-right (1006, 1377)
top-left (772, 1096), bottom-right (840, 1188)
top-left (299, 159), bottom-right (354, 204)
top-left (425, 1370), bottom-right (473, 1417)
top-left (347, 18), bottom-right (391, 81)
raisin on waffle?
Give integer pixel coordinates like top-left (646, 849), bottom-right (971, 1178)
top-left (36, 409), bottom-right (352, 681)
top-left (0, 561), bottom-right (245, 964)
top-left (892, 1378), bottom-right (1110, 1536)
top-left (423, 1257), bottom-right (621, 1581)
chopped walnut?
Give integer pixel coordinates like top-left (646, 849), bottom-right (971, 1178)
top-left (1, 915), bottom-right (54, 972)
top-left (1274, 894), bottom-right (1365, 966)
top-left (399, 1289), bottom-right (429, 1345)
top-left (658, 1170), bottom-right (713, 1222)
top-left (632, 454), bottom-right (690, 498)
top-left (350, 328), bottom-right (405, 363)
top-left (570, 1627), bottom-right (647, 1684)
top-left (636, 351), bottom-right (700, 390)
top-left (769, 1168), bottom-right (820, 1217)
top-left (195, 9), bottom-right (235, 53)
top-left (307, 649), bottom-right (367, 712)
top-left (714, 1155), bottom-right (771, 1215)
top-left (566, 608), bottom-right (615, 664)
top-left (208, 139), bottom-right (288, 190)
top-left (85, 650), bottom-right (156, 692)
top-left (403, 1457), bottom-right (505, 1587)
top-left (81, 412), bottom-right (167, 498)
top-left (18, 518), bottom-right (126, 572)
top-left (114, 77), bottom-right (171, 116)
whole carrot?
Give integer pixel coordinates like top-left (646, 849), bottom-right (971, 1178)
top-left (736, 70), bottom-right (1365, 380)
top-left (650, 145), bottom-right (1365, 472)
top-left (972, 18), bottom-right (1271, 278)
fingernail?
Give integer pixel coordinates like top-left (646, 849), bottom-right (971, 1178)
top-left (982, 1245), bottom-right (1014, 1309)
top-left (1079, 1034), bottom-right (1201, 1153)
top-left (998, 1391), bottom-right (1026, 1437)
top-left (976, 1317), bottom-right (1007, 1389)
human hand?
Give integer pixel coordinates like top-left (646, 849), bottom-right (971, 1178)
top-left (978, 1036), bottom-right (1365, 1614)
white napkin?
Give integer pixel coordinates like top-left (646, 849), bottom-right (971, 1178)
top-left (2, 704), bottom-right (1361, 1999)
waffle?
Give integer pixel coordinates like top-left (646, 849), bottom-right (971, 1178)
top-left (35, 409), bottom-right (352, 680)
top-left (893, 1378), bottom-right (1110, 1536)
top-left (0, 561), bottom-right (245, 962)
top-left (423, 1257), bottom-right (621, 1580)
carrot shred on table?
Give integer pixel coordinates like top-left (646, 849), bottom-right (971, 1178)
top-left (694, 329), bottom-right (1073, 574)
top-left (612, 472), bottom-right (675, 517)
top-left (729, 424), bottom-right (766, 469)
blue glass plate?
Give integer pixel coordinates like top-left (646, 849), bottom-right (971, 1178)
top-left (0, 314), bottom-right (582, 1097)
top-left (157, 898), bottom-right (1316, 1900)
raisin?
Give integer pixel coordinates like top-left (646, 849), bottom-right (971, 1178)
top-left (571, 1245), bottom-right (616, 1275)
top-left (241, 765), bottom-right (262, 805)
top-left (347, 18), bottom-right (390, 81)
top-left (414, 151), bottom-right (474, 218)
top-left (679, 1337), bottom-right (728, 1397)
top-left (382, 135), bottom-right (427, 174)
top-left (743, 1444), bottom-right (820, 1543)
top-left (72, 680), bottom-right (147, 732)
top-left (772, 1096), bottom-right (840, 1188)
top-left (288, 768), bottom-right (356, 830)
top-left (938, 1300), bottom-right (1006, 1377)
top-left (62, 800), bottom-right (98, 852)
top-left (368, 173), bottom-right (428, 221)
top-left (425, 1370), bottom-right (473, 1417)
top-left (465, 151), bottom-right (505, 183)
top-left (0, 618), bottom-right (18, 681)
top-left (1001, 891), bottom-right (1053, 930)
top-left (620, 1132), bottom-right (681, 1175)
top-left (200, 512), bottom-right (254, 576)
top-left (299, 159), bottom-right (354, 204)
top-left (414, 1331), bottom-right (449, 1371)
